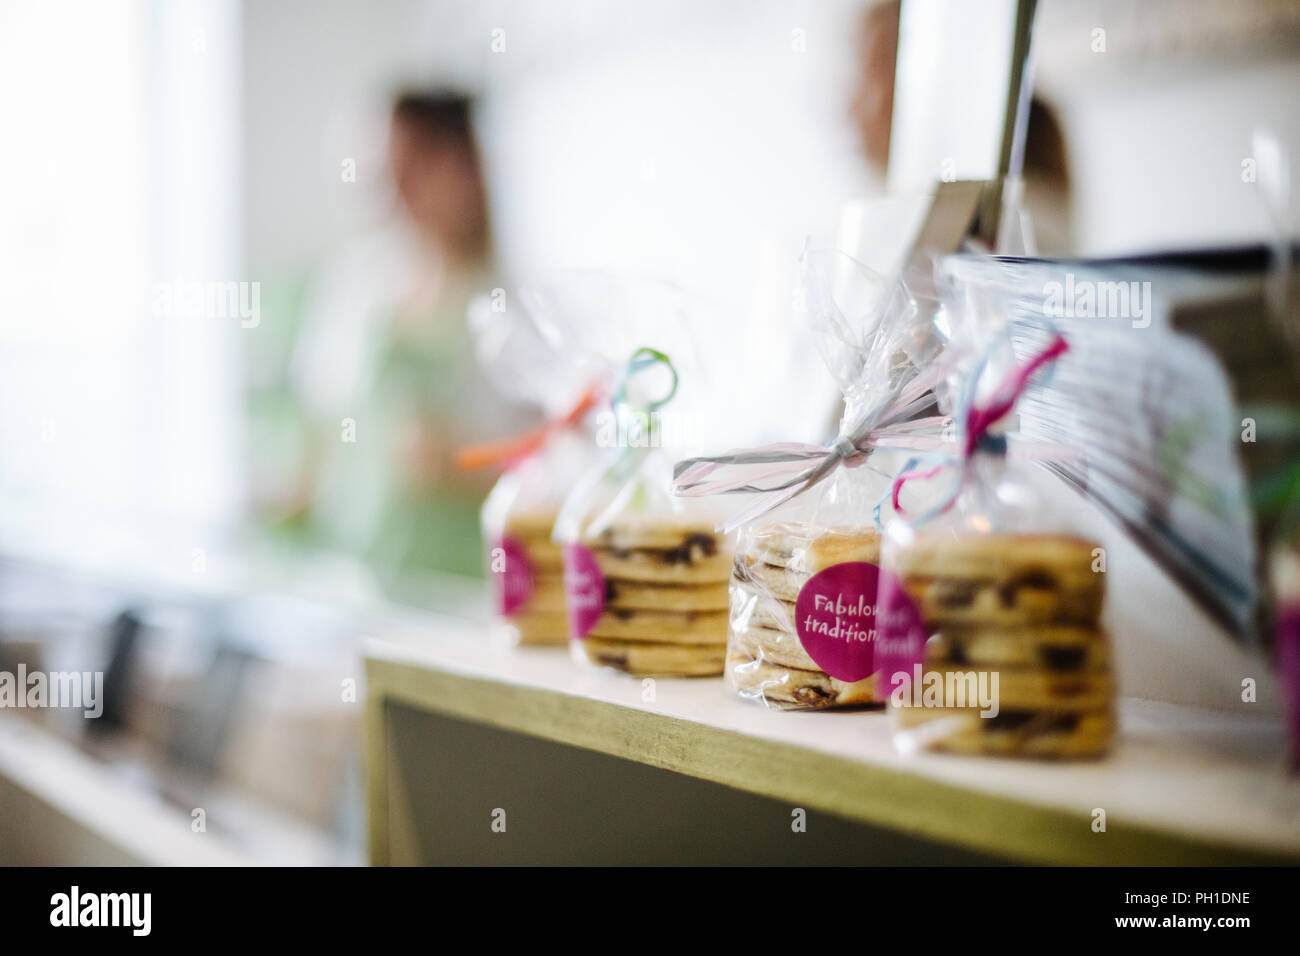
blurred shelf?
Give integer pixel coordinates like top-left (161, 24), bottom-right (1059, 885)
top-left (0, 716), bottom-right (250, 866)
top-left (365, 622), bottom-right (1300, 866)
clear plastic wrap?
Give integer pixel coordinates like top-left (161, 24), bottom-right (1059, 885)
top-left (463, 287), bottom-right (606, 647)
top-left (553, 327), bottom-right (738, 676)
top-left (727, 477), bottom-right (889, 708)
top-left (940, 253), bottom-right (1257, 640)
top-left (559, 448), bottom-right (738, 677)
top-left (877, 293), bottom-right (1115, 758)
top-left (552, 273), bottom-right (822, 678)
top-left (479, 431), bottom-right (596, 646)
top-left (672, 250), bottom-right (952, 706)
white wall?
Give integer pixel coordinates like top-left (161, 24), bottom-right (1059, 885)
top-left (1057, 57), bottom-right (1300, 255)
top-left (0, 0), bottom-right (243, 536)
top-left (241, 0), bottom-right (878, 299)
top-left (1034, 0), bottom-right (1300, 254)
top-left (241, 0), bottom-right (433, 280)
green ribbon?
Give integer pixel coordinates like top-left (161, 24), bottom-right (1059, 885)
top-left (613, 347), bottom-right (678, 414)
top-left (607, 347), bottom-right (678, 490)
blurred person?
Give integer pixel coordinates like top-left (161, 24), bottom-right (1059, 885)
top-left (849, 0), bottom-right (899, 175)
top-left (269, 91), bottom-right (516, 584)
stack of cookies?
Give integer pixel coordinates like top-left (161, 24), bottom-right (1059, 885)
top-left (497, 510), bottom-right (568, 646)
top-left (574, 516), bottom-right (732, 676)
top-left (889, 533), bottom-right (1115, 758)
top-left (728, 522), bottom-right (881, 709)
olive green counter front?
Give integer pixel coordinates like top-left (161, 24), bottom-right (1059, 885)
top-left (364, 621), bottom-right (1300, 866)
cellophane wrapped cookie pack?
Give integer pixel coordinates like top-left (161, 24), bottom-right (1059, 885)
top-left (877, 297), bottom-right (1116, 758)
top-left (674, 251), bottom-right (951, 707)
top-left (561, 452), bottom-right (738, 677)
top-left (728, 479), bottom-right (889, 709)
top-left (555, 275), bottom-right (824, 678)
top-left (465, 288), bottom-right (606, 647)
top-left (480, 433), bottom-right (594, 646)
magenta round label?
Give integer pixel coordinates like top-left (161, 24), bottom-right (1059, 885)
top-left (794, 561), bottom-right (882, 682)
top-left (874, 570), bottom-right (929, 696)
top-left (563, 543), bottom-right (605, 639)
top-left (493, 536), bottom-right (534, 615)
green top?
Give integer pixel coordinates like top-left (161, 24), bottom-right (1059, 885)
top-left (248, 257), bottom-right (506, 586)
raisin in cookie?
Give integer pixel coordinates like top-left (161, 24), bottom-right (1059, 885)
top-left (726, 651), bottom-right (877, 709)
top-left (578, 636), bottom-right (727, 677)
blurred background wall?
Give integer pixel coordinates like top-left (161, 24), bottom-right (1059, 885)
top-left (3, 0), bottom-right (1298, 545)
top-left (243, 0), bottom-right (876, 342)
top-left (0, 0), bottom-right (1297, 866)
top-left (0, 0), bottom-right (242, 539)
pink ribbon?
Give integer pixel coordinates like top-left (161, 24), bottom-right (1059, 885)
top-left (961, 335), bottom-right (1069, 457)
top-left (890, 334), bottom-right (1070, 518)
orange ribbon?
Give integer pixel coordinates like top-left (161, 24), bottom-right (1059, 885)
top-left (455, 382), bottom-right (603, 471)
